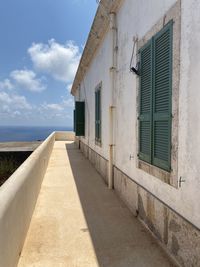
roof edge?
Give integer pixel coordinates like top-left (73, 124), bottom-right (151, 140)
top-left (71, 0), bottom-right (123, 96)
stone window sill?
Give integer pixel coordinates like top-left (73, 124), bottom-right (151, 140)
top-left (138, 160), bottom-right (177, 187)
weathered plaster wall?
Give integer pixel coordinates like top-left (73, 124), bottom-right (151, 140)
top-left (113, 166), bottom-right (200, 266)
top-left (80, 141), bottom-right (108, 184)
top-left (177, 0), bottom-right (200, 230)
top-left (115, 0), bottom-right (200, 230)
top-left (75, 30), bottom-right (112, 160)
top-left (76, 0), bottom-right (200, 234)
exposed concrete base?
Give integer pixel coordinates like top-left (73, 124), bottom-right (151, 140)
top-left (80, 141), bottom-right (108, 184)
top-left (18, 141), bottom-right (175, 267)
top-left (114, 166), bottom-right (200, 267)
top-left (78, 140), bottom-right (200, 267)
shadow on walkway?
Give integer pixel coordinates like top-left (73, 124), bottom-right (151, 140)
top-left (66, 142), bottom-right (175, 267)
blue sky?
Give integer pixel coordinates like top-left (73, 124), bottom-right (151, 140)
top-left (0, 0), bottom-right (97, 127)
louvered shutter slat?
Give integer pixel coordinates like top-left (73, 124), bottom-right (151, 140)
top-left (98, 90), bottom-right (101, 141)
top-left (75, 101), bottom-right (85, 136)
top-left (95, 91), bottom-right (98, 140)
top-left (95, 88), bottom-right (101, 142)
top-left (152, 21), bottom-right (172, 171)
top-left (97, 90), bottom-right (99, 140)
top-left (139, 40), bottom-right (152, 163)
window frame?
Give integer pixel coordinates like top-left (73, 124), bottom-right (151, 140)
top-left (138, 20), bottom-right (173, 172)
top-left (136, 0), bottom-right (181, 188)
top-left (95, 82), bottom-right (102, 145)
top-left (74, 101), bottom-right (85, 137)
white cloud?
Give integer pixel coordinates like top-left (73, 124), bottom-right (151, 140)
top-left (2, 105), bottom-right (10, 113)
top-left (41, 96), bottom-right (74, 112)
top-left (0, 92), bottom-right (12, 103)
top-left (10, 69), bottom-right (46, 92)
top-left (42, 103), bottom-right (64, 111)
top-left (0, 92), bottom-right (32, 113)
top-left (0, 39), bottom-right (78, 125)
top-left (12, 95), bottom-right (32, 110)
top-left (13, 110), bottom-right (21, 116)
top-left (0, 91), bottom-right (74, 125)
top-left (67, 83), bottom-right (72, 92)
top-left (62, 98), bottom-right (74, 108)
top-left (0, 79), bottom-right (14, 90)
top-left (28, 39), bottom-right (81, 83)
top-left (38, 95), bottom-right (74, 122)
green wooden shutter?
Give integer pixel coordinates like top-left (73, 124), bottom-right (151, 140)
top-left (95, 91), bottom-right (98, 140)
top-left (95, 88), bottom-right (101, 142)
top-left (75, 101), bottom-right (85, 136)
top-left (139, 40), bottom-right (152, 163)
top-left (98, 89), bottom-right (101, 141)
top-left (152, 21), bottom-right (172, 171)
top-left (73, 109), bottom-right (76, 132)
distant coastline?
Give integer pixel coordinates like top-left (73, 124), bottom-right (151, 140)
top-left (0, 126), bottom-right (73, 142)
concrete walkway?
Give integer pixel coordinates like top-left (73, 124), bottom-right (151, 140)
top-left (18, 141), bottom-right (175, 267)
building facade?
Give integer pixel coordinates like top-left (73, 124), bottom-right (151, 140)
top-left (71, 1), bottom-right (200, 266)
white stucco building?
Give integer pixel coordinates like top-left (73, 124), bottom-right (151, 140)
top-left (71, 0), bottom-right (200, 265)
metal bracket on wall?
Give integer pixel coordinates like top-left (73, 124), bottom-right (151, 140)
top-left (109, 144), bottom-right (115, 147)
top-left (129, 154), bottom-right (134, 160)
top-left (179, 176), bottom-right (186, 187)
top-left (110, 66), bottom-right (117, 72)
top-left (109, 105), bottom-right (116, 109)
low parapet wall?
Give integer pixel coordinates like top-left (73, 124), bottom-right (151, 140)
top-left (0, 131), bottom-right (74, 267)
top-left (55, 131), bottom-right (75, 141)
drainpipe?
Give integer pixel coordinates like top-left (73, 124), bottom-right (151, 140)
top-left (78, 84), bottom-right (81, 149)
top-left (108, 12), bottom-right (117, 189)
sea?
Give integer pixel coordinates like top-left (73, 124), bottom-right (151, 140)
top-left (0, 126), bottom-right (73, 142)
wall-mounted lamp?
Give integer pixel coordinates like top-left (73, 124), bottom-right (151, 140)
top-left (131, 67), bottom-right (139, 75)
top-left (130, 62), bottom-right (140, 76)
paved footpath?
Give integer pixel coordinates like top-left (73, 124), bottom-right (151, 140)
top-left (18, 141), bottom-right (175, 267)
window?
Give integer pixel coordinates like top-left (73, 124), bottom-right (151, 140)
top-left (139, 21), bottom-right (173, 172)
top-left (95, 85), bottom-right (101, 143)
top-left (74, 101), bottom-right (85, 136)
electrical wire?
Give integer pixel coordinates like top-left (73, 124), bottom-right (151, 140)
top-left (129, 37), bottom-right (138, 72)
